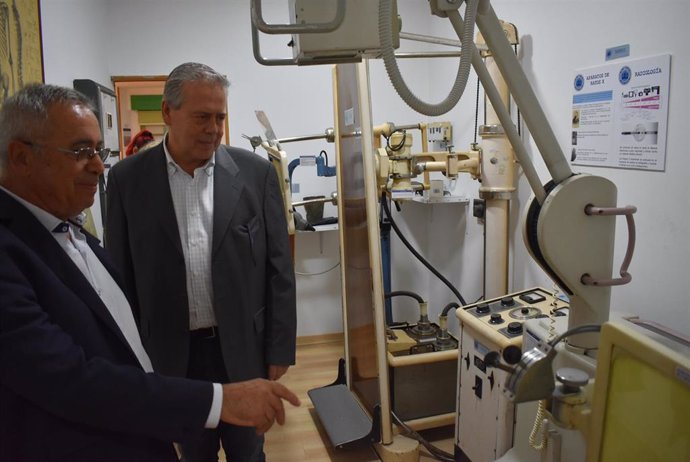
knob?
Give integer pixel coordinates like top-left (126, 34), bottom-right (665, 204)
top-left (476, 303), bottom-right (490, 314)
top-left (501, 296), bottom-right (515, 307)
top-left (484, 351), bottom-right (501, 368)
top-left (521, 307), bottom-right (530, 315)
top-left (555, 367), bottom-right (589, 394)
top-left (507, 322), bottom-right (523, 335)
top-left (483, 351), bottom-right (516, 374)
top-left (489, 312), bottom-right (504, 324)
top-left (502, 345), bottom-right (522, 365)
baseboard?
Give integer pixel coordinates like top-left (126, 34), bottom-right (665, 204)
top-left (297, 331), bottom-right (344, 346)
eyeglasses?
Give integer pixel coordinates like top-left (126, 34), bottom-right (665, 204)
top-left (22, 141), bottom-right (111, 162)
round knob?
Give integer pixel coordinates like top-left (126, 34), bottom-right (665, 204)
top-left (521, 307), bottom-right (530, 315)
top-left (489, 312), bottom-right (504, 324)
top-left (501, 296), bottom-right (515, 307)
top-left (507, 322), bottom-right (523, 334)
top-left (503, 345), bottom-right (522, 365)
top-left (484, 351), bottom-right (501, 368)
top-left (556, 367), bottom-right (589, 393)
top-left (476, 303), bottom-right (490, 314)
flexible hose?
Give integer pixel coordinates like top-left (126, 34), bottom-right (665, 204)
top-left (385, 290), bottom-right (425, 304)
top-left (381, 195), bottom-right (467, 305)
top-left (378, 0), bottom-right (478, 116)
top-left (391, 410), bottom-right (455, 462)
top-left (441, 301), bottom-right (460, 317)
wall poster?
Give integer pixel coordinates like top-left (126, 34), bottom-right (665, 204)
top-left (0, 0), bottom-right (43, 105)
top-left (570, 54), bottom-right (670, 171)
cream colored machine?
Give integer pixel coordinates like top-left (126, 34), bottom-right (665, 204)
top-left (491, 315), bottom-right (690, 462)
top-left (455, 288), bottom-right (569, 462)
top-left (252, 1), bottom-right (639, 460)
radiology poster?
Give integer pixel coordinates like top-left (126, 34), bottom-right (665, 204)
top-left (570, 54), bottom-right (670, 171)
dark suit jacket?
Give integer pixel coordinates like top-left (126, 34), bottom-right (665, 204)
top-left (105, 144), bottom-right (296, 380)
top-left (0, 189), bottom-right (213, 462)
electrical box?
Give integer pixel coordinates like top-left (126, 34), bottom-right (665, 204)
top-left (73, 79), bottom-right (119, 153)
top-left (289, 0), bottom-right (400, 64)
top-left (387, 323), bottom-right (458, 422)
top-left (426, 121), bottom-right (453, 150)
top-left (73, 79), bottom-right (120, 238)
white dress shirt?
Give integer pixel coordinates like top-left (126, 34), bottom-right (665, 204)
top-left (163, 140), bottom-right (217, 331)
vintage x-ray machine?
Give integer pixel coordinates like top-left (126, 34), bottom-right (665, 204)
top-left (251, 1), bottom-right (641, 460)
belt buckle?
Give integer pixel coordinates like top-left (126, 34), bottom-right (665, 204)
top-left (203, 326), bottom-right (217, 339)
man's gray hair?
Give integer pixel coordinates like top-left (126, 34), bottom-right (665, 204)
top-left (163, 62), bottom-right (229, 109)
top-left (0, 83), bottom-right (94, 172)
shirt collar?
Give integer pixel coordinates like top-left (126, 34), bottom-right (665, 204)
top-left (163, 134), bottom-right (215, 177)
top-left (0, 185), bottom-right (79, 234)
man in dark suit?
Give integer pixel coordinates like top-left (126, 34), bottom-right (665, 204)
top-left (0, 83), bottom-right (299, 462)
top-left (105, 63), bottom-right (297, 462)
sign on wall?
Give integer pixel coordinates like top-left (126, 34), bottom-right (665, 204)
top-left (570, 54), bottom-right (671, 171)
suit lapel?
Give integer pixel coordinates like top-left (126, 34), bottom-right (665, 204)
top-left (145, 146), bottom-right (184, 256)
top-left (0, 191), bottom-right (136, 355)
top-left (213, 146), bottom-right (243, 257)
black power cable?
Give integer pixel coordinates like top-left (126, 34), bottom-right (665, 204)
top-left (385, 290), bottom-right (425, 304)
top-left (473, 76), bottom-right (480, 145)
top-left (391, 410), bottom-right (455, 462)
top-left (318, 149), bottom-right (329, 165)
top-left (381, 195), bottom-right (467, 306)
top-left (385, 129), bottom-right (407, 151)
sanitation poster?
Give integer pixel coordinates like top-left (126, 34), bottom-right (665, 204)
top-left (570, 54), bottom-right (670, 171)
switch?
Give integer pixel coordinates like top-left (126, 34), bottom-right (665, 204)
top-left (473, 375), bottom-right (483, 399)
top-left (520, 292), bottom-right (546, 304)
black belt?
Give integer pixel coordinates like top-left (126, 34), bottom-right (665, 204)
top-left (190, 326), bottom-right (218, 340)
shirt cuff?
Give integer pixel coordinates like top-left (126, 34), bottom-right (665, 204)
top-left (204, 383), bottom-right (223, 428)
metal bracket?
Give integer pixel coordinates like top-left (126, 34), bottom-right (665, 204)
top-left (250, 0), bottom-right (346, 66)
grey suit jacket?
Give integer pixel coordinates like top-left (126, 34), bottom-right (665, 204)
top-left (105, 144), bottom-right (296, 381)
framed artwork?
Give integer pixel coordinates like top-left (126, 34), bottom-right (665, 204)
top-left (0, 0), bottom-right (43, 105)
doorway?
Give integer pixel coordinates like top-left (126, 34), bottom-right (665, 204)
top-left (112, 76), bottom-right (230, 159)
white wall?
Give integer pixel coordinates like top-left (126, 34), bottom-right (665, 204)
top-left (41, 0), bottom-right (111, 87)
top-left (40, 0), bottom-right (690, 336)
top-left (382, 0), bottom-right (690, 337)
top-left (488, 0), bottom-right (690, 336)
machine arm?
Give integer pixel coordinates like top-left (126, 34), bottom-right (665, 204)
top-left (473, 0), bottom-right (573, 186)
top-left (437, 0), bottom-right (636, 349)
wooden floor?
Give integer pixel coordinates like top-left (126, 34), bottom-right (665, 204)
top-left (225, 337), bottom-right (456, 462)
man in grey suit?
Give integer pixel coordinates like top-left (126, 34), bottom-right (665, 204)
top-left (106, 63), bottom-right (297, 462)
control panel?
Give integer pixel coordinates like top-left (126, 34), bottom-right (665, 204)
top-left (458, 287), bottom-right (569, 349)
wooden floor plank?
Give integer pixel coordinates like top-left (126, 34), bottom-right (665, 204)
top-left (219, 340), bottom-right (454, 461)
